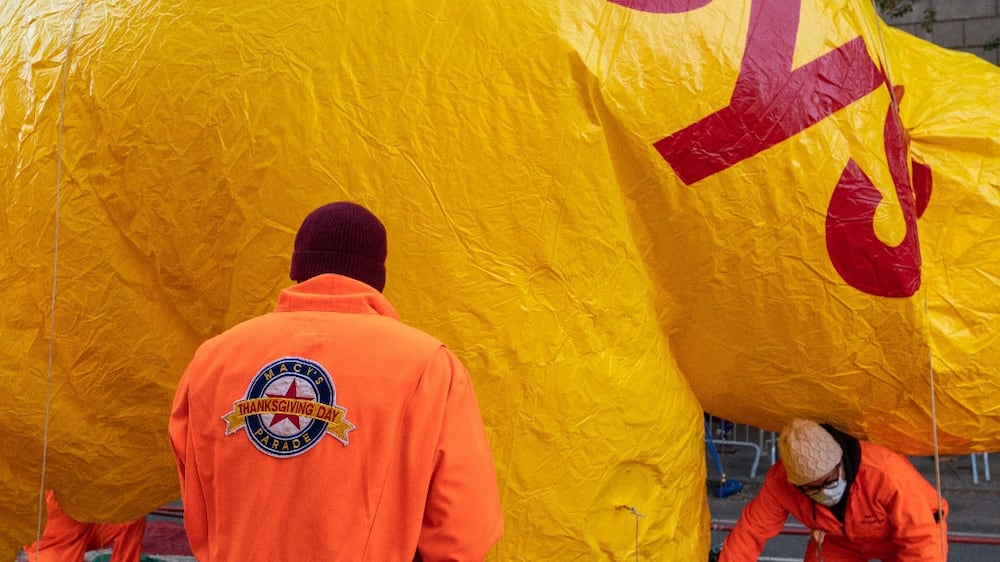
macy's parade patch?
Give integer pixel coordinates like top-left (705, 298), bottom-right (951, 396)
top-left (222, 357), bottom-right (355, 457)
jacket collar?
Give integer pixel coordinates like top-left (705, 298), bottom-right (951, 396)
top-left (274, 274), bottom-right (399, 320)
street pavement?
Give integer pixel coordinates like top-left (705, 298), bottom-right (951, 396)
top-left (707, 432), bottom-right (1000, 561)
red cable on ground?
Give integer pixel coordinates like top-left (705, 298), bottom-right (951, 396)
top-left (152, 509), bottom-right (1000, 546)
top-left (711, 521), bottom-right (1000, 546)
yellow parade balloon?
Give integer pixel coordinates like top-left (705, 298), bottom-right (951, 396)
top-left (2, 0), bottom-right (998, 560)
top-left (645, 2), bottom-right (1000, 453)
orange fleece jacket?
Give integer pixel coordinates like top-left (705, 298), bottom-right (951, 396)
top-left (720, 441), bottom-right (947, 561)
top-left (24, 490), bottom-right (146, 562)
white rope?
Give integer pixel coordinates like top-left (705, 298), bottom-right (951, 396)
top-left (869, 2), bottom-right (944, 557)
top-left (924, 292), bottom-right (946, 559)
top-left (33, 0), bottom-right (88, 553)
top-left (618, 504), bottom-right (645, 561)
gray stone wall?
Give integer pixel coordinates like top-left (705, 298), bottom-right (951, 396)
top-left (879, 0), bottom-right (1000, 65)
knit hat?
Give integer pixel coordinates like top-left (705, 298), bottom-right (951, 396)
top-left (290, 202), bottom-right (387, 291)
top-left (777, 419), bottom-right (843, 485)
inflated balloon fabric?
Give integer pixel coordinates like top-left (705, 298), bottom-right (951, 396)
top-left (2, 0), bottom-right (998, 559)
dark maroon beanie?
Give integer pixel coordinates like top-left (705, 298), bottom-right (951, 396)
top-left (290, 202), bottom-right (387, 291)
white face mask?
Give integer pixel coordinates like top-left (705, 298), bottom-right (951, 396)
top-left (807, 477), bottom-right (847, 506)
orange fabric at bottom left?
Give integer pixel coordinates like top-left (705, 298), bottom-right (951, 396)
top-left (24, 490), bottom-right (147, 562)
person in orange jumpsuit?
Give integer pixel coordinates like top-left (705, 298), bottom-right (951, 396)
top-left (718, 419), bottom-right (948, 562)
top-left (23, 490), bottom-right (147, 562)
top-left (169, 201), bottom-right (503, 561)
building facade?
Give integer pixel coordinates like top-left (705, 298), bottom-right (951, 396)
top-left (880, 0), bottom-right (1000, 66)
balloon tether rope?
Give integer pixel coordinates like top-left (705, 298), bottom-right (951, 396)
top-left (924, 292), bottom-right (945, 558)
top-left (34, 0), bottom-right (87, 554)
top-left (870, 3), bottom-right (944, 556)
top-left (618, 504), bottom-right (645, 561)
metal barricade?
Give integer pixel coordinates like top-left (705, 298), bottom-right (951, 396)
top-left (706, 415), bottom-right (763, 479)
top-left (971, 452), bottom-right (991, 485)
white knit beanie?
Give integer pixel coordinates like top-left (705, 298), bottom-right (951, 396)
top-left (778, 419), bottom-right (843, 485)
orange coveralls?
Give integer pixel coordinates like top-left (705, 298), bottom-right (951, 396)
top-left (170, 274), bottom-right (503, 561)
top-left (720, 441), bottom-right (947, 561)
top-left (23, 490), bottom-right (146, 562)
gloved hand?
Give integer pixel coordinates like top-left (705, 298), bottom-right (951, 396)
top-left (708, 543), bottom-right (723, 562)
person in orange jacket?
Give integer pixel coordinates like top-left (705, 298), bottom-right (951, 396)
top-left (718, 419), bottom-right (948, 562)
top-left (23, 490), bottom-right (147, 562)
top-left (169, 201), bottom-right (503, 561)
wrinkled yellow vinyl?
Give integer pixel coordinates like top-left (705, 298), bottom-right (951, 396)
top-left (1, 0), bottom-right (998, 559)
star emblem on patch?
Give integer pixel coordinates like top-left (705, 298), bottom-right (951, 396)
top-left (222, 357), bottom-right (355, 457)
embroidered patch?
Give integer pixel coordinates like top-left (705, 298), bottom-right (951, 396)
top-left (222, 357), bottom-right (354, 457)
